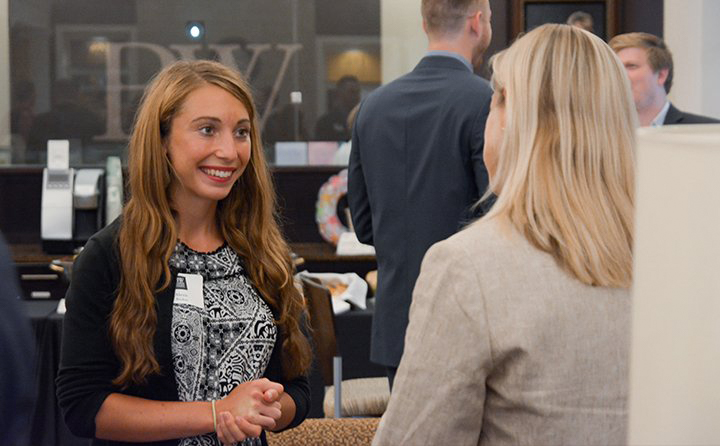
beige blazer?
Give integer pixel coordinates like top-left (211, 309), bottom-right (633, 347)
top-left (373, 217), bottom-right (630, 446)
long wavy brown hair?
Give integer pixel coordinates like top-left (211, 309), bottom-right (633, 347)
top-left (112, 60), bottom-right (312, 387)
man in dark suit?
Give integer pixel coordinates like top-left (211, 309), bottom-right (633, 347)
top-left (348, 0), bottom-right (493, 388)
top-left (663, 102), bottom-right (720, 125)
top-left (609, 32), bottom-right (719, 126)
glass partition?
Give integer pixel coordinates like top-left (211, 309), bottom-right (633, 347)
top-left (6, 0), bottom-right (381, 165)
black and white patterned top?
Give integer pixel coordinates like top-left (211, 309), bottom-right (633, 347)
top-left (169, 242), bottom-right (277, 446)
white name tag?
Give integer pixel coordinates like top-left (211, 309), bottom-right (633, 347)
top-left (174, 273), bottom-right (204, 309)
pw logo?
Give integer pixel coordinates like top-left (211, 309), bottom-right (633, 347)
top-left (99, 42), bottom-right (302, 140)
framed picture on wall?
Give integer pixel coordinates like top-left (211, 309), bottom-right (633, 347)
top-left (511, 0), bottom-right (618, 41)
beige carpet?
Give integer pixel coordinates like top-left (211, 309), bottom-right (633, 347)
top-left (266, 418), bottom-right (380, 446)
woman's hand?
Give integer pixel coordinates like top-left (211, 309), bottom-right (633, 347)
top-left (216, 412), bottom-right (261, 445)
top-left (216, 378), bottom-right (284, 430)
top-left (215, 387), bottom-right (287, 445)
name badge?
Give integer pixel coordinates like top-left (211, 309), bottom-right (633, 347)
top-left (174, 273), bottom-right (204, 309)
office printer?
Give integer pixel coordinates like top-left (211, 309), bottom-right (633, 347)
top-left (41, 167), bottom-right (105, 254)
top-left (41, 141), bottom-right (121, 254)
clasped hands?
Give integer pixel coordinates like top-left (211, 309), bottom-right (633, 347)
top-left (214, 378), bottom-right (284, 445)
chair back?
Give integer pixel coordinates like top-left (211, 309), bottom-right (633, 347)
top-left (300, 275), bottom-right (338, 386)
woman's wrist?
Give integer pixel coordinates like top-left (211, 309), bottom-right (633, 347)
top-left (95, 394), bottom-right (223, 441)
top-left (211, 400), bottom-right (217, 433)
top-left (269, 391), bottom-right (295, 432)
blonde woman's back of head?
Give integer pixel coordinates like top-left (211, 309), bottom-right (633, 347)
top-left (485, 24), bottom-right (637, 288)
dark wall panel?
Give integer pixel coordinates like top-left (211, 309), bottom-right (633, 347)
top-left (487, 0), bottom-right (663, 52)
top-left (0, 168), bottom-right (42, 244)
top-left (315, 0), bottom-right (380, 35)
top-left (621, 0), bottom-right (664, 36)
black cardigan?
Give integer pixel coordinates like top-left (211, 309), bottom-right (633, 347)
top-left (56, 220), bottom-right (310, 445)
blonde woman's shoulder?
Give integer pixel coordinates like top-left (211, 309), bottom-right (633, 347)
top-left (417, 216), bottom-right (528, 280)
top-left (442, 216), bottom-right (521, 253)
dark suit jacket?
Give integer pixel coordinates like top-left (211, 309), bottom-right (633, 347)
top-left (348, 55), bottom-right (492, 367)
top-left (0, 234), bottom-right (35, 444)
top-left (664, 103), bottom-right (720, 125)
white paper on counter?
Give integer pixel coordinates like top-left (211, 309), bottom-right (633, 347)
top-left (297, 271), bottom-right (368, 313)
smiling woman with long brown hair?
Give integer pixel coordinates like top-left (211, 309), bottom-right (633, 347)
top-left (57, 60), bottom-right (312, 446)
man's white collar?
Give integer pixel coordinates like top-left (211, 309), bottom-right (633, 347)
top-left (650, 101), bottom-right (671, 127)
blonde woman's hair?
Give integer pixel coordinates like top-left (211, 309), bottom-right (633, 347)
top-left (484, 24), bottom-right (637, 288)
top-left (113, 60), bottom-right (312, 386)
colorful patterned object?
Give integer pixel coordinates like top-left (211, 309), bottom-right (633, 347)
top-left (316, 168), bottom-right (349, 245)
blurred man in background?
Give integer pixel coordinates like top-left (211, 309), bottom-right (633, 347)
top-left (567, 11), bottom-right (594, 33)
top-left (315, 75), bottom-right (361, 141)
top-left (610, 32), bottom-right (720, 126)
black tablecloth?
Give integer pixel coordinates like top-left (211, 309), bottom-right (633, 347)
top-left (335, 300), bottom-right (385, 381)
top-left (23, 299), bottom-right (91, 446)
